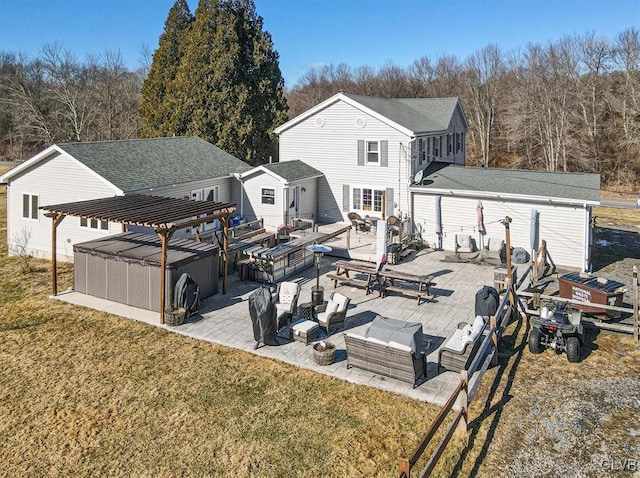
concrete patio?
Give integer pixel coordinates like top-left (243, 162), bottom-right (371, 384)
top-left (55, 246), bottom-right (500, 406)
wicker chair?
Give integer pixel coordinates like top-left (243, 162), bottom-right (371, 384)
top-left (347, 212), bottom-right (368, 232)
top-left (273, 281), bottom-right (300, 328)
top-left (315, 292), bottom-right (350, 334)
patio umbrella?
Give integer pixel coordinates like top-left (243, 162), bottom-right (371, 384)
top-left (434, 195), bottom-right (442, 250)
top-left (530, 209), bottom-right (539, 253)
top-left (477, 201), bottom-right (486, 249)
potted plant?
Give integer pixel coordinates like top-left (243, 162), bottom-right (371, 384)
top-left (313, 340), bottom-right (336, 366)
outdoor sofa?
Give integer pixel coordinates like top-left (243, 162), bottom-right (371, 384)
top-left (438, 316), bottom-right (486, 373)
top-left (345, 316), bottom-right (427, 387)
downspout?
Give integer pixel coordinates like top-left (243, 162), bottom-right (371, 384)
top-left (232, 173), bottom-right (245, 218)
top-left (584, 203), bottom-right (591, 273)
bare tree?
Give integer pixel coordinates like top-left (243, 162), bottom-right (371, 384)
top-left (464, 44), bottom-right (504, 167)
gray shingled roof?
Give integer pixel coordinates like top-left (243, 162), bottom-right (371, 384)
top-left (262, 160), bottom-right (323, 182)
top-left (416, 162), bottom-right (600, 203)
top-left (59, 136), bottom-right (250, 192)
top-left (343, 93), bottom-right (460, 133)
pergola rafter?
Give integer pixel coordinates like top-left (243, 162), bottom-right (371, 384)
top-left (42, 194), bottom-right (236, 324)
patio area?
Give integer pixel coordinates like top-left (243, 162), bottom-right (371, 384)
top-left (56, 246), bottom-right (500, 406)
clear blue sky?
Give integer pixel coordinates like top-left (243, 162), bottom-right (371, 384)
top-left (1, 0), bottom-right (638, 88)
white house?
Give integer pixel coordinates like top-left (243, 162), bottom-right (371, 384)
top-left (411, 162), bottom-right (600, 271)
top-left (274, 92), bottom-right (468, 223)
top-left (273, 93), bottom-right (600, 271)
top-left (235, 160), bottom-right (323, 231)
top-left (0, 136), bottom-right (250, 260)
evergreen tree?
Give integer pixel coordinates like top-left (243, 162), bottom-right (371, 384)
top-left (165, 0), bottom-right (288, 164)
top-left (140, 0), bottom-right (193, 137)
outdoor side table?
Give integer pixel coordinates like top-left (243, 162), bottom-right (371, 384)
top-left (298, 302), bottom-right (314, 321)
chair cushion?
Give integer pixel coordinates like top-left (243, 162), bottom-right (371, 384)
top-left (325, 299), bottom-right (340, 314)
top-left (292, 319), bottom-right (319, 334)
top-left (279, 291), bottom-right (293, 305)
top-left (469, 315), bottom-right (485, 343)
top-left (487, 237), bottom-right (504, 252)
top-left (457, 234), bottom-right (471, 248)
top-left (333, 293), bottom-right (348, 310)
top-left (443, 328), bottom-right (469, 353)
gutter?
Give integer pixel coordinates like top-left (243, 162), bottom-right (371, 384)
top-left (409, 186), bottom-right (600, 208)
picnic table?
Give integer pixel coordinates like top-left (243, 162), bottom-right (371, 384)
top-left (327, 260), bottom-right (434, 305)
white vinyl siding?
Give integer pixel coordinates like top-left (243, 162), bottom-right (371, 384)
top-left (241, 172), bottom-right (283, 230)
top-left (278, 100), bottom-right (410, 222)
top-left (412, 192), bottom-right (588, 270)
top-left (6, 152), bottom-right (120, 261)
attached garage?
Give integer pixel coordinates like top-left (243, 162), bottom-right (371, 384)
top-left (74, 232), bottom-right (219, 312)
top-left (410, 163), bottom-right (600, 271)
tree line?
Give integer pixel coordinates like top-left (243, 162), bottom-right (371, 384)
top-left (288, 28), bottom-right (639, 187)
top-left (1, 12), bottom-right (638, 186)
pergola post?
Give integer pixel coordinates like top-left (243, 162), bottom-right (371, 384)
top-left (157, 229), bottom-right (175, 325)
top-left (47, 212), bottom-right (66, 295)
top-left (222, 213), bottom-right (229, 295)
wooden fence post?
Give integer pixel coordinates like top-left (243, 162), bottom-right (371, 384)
top-left (633, 265), bottom-right (638, 342)
top-left (458, 370), bottom-right (468, 432)
top-left (490, 315), bottom-right (498, 366)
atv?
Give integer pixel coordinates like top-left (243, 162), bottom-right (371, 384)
top-left (528, 301), bottom-right (584, 363)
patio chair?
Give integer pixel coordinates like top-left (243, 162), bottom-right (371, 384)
top-left (315, 292), bottom-right (351, 335)
top-left (486, 237), bottom-right (504, 253)
top-left (273, 281), bottom-right (300, 329)
top-left (347, 212), bottom-right (368, 232)
top-left (455, 234), bottom-right (474, 253)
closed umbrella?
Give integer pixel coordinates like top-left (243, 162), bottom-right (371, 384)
top-left (530, 209), bottom-right (539, 253)
top-left (477, 201), bottom-right (486, 248)
top-left (435, 196), bottom-right (442, 250)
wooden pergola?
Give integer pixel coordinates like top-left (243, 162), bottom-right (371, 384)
top-left (42, 194), bottom-right (236, 324)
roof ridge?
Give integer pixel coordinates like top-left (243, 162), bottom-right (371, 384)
top-left (59, 136), bottom-right (198, 147)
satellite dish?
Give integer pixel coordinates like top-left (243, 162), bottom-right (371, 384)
top-left (413, 169), bottom-right (424, 185)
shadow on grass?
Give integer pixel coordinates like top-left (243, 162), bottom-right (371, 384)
top-left (451, 314), bottom-right (528, 477)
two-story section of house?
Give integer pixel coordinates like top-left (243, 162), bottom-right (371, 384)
top-left (274, 92), bottom-right (468, 223)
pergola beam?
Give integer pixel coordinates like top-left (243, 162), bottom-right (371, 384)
top-left (42, 195), bottom-right (236, 324)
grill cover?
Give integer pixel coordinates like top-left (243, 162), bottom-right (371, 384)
top-left (475, 286), bottom-right (499, 317)
top-left (248, 286), bottom-right (277, 346)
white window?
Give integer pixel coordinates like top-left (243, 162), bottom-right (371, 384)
top-left (22, 194), bottom-right (38, 220)
top-left (352, 186), bottom-right (384, 214)
top-left (433, 137), bottom-right (440, 157)
top-left (456, 133), bottom-right (462, 153)
top-left (202, 186), bottom-right (220, 231)
top-left (366, 141), bottom-right (379, 163)
top-left (447, 135), bottom-right (453, 155)
top-left (262, 188), bottom-right (275, 205)
top-left (352, 188), bottom-right (361, 210)
top-left (420, 139), bottom-right (427, 164)
top-left (80, 217), bottom-right (108, 230)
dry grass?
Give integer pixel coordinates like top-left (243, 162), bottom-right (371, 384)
top-left (594, 206), bottom-right (640, 228)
